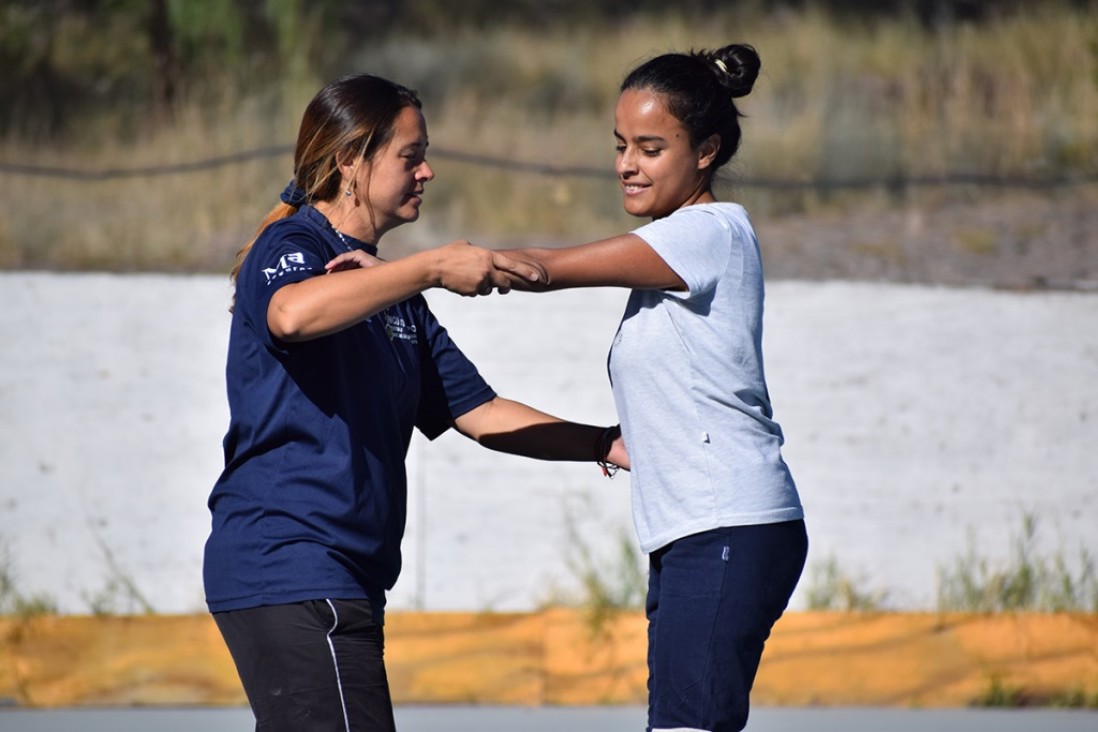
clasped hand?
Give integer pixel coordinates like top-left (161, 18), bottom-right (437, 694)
top-left (325, 240), bottom-right (545, 297)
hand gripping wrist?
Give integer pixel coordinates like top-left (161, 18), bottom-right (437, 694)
top-left (594, 424), bottom-right (622, 478)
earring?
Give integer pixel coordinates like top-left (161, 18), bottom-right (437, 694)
top-left (344, 189), bottom-right (352, 196)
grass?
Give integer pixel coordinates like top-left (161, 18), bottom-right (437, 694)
top-left (971, 675), bottom-right (1098, 709)
top-left (800, 512), bottom-right (1098, 614)
top-left (0, 538), bottom-right (58, 619)
top-left (81, 532), bottom-right (156, 616)
top-left (936, 513), bottom-right (1098, 612)
top-left (0, 531), bottom-right (152, 618)
top-left (1049, 684), bottom-right (1098, 709)
top-left (543, 504), bottom-right (647, 639)
top-left (971, 673), bottom-right (1028, 707)
top-left (954, 226), bottom-right (999, 256)
top-left (3, 3), bottom-right (1097, 271)
top-left (803, 554), bottom-right (888, 611)
top-left (553, 508), bottom-right (1098, 619)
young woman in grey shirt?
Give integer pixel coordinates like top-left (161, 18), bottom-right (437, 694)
top-left (496, 43), bottom-right (808, 732)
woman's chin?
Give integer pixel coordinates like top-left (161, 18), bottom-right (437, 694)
top-left (622, 198), bottom-right (651, 218)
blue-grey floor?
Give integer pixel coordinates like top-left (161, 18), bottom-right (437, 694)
top-left (1, 705), bottom-right (1096, 732)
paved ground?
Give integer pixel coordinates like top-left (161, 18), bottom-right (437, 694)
top-left (2, 705), bottom-right (1097, 732)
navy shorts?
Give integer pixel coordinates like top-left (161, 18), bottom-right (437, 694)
top-left (214, 598), bottom-right (394, 732)
top-left (646, 520), bottom-right (808, 732)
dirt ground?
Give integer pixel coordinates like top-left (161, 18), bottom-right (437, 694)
top-left (752, 183), bottom-right (1098, 291)
top-left (3, 611), bottom-right (1097, 708)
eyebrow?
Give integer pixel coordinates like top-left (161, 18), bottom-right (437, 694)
top-left (614, 130), bottom-right (667, 144)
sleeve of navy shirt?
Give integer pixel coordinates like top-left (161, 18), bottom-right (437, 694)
top-left (410, 294), bottom-right (497, 441)
top-left (233, 219), bottom-right (494, 441)
top-left (235, 219), bottom-right (330, 352)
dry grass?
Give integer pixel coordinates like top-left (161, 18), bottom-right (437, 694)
top-left (3, 5), bottom-right (1096, 272)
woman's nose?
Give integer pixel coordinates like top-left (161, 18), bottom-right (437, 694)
top-left (616, 149), bottom-right (636, 177)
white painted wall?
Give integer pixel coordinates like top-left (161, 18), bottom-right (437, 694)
top-left (1, 273), bottom-right (1094, 614)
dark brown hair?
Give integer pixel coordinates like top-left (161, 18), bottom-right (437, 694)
top-left (230, 74), bottom-right (422, 286)
top-left (621, 43), bottom-right (760, 174)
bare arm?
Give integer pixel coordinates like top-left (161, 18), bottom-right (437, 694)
top-left (499, 233), bottom-right (686, 292)
top-left (454, 396), bottom-right (628, 470)
top-left (268, 241), bottom-right (540, 342)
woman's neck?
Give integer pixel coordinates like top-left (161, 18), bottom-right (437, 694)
top-left (313, 200), bottom-right (380, 247)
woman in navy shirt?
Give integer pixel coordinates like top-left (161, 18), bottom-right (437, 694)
top-left (203, 73), bottom-right (626, 732)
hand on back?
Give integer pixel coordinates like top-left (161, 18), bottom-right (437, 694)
top-left (325, 250), bottom-right (383, 272)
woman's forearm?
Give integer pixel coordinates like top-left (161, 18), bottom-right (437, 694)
top-left (268, 242), bottom-right (537, 342)
top-left (501, 234), bottom-right (685, 291)
top-left (454, 397), bottom-right (611, 462)
top-left (267, 253), bottom-right (438, 341)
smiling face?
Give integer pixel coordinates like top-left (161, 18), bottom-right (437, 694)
top-left (346, 104), bottom-right (434, 243)
top-left (614, 88), bottom-right (719, 220)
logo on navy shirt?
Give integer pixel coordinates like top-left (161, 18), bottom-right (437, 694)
top-left (384, 314), bottom-right (418, 343)
top-left (262, 252), bottom-right (308, 284)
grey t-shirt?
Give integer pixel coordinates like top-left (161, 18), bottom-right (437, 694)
top-left (609, 202), bottom-right (803, 553)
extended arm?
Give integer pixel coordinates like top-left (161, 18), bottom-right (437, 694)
top-left (500, 233), bottom-right (686, 292)
top-left (454, 396), bottom-right (629, 469)
top-left (269, 242), bottom-right (540, 342)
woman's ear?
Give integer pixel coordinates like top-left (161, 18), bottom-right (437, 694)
top-left (697, 133), bottom-right (721, 171)
top-left (335, 150), bottom-right (356, 182)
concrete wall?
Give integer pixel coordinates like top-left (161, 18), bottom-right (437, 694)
top-left (1, 273), bottom-right (1095, 614)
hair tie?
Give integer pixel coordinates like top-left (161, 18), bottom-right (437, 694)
top-left (714, 58), bottom-right (729, 75)
top-left (279, 179), bottom-right (308, 208)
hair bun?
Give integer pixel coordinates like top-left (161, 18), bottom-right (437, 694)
top-left (711, 44), bottom-right (760, 99)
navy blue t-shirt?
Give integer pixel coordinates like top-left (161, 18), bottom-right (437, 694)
top-left (203, 206), bottom-right (495, 615)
